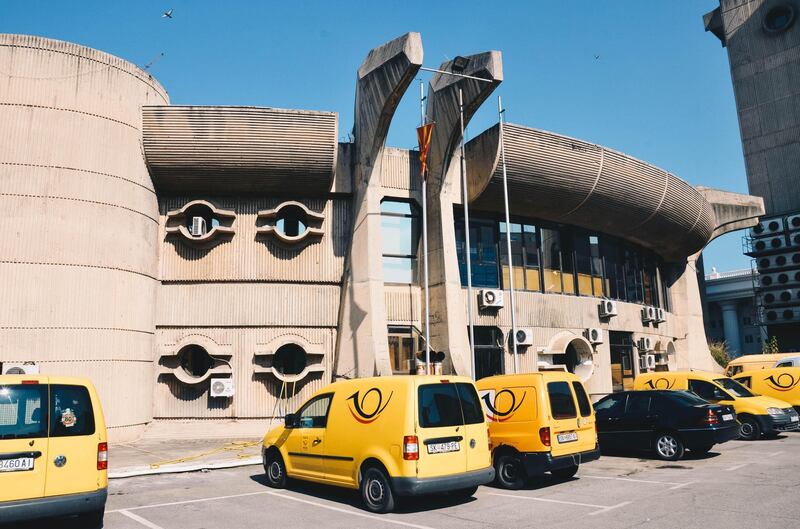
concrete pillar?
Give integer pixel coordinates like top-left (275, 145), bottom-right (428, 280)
top-left (720, 301), bottom-right (742, 355)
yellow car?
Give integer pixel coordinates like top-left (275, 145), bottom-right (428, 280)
top-left (0, 375), bottom-right (108, 527)
top-left (261, 375), bottom-right (493, 513)
top-left (734, 367), bottom-right (800, 414)
top-left (477, 372), bottom-right (599, 489)
top-left (635, 370), bottom-right (799, 440)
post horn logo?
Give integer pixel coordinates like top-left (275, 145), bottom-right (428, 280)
top-left (644, 378), bottom-right (674, 390)
top-left (764, 373), bottom-right (799, 392)
top-left (347, 388), bottom-right (393, 424)
top-left (481, 389), bottom-right (526, 422)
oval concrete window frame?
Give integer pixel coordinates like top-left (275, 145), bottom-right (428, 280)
top-left (254, 334), bottom-right (325, 384)
top-left (158, 334), bottom-right (232, 385)
top-left (165, 199), bottom-right (236, 247)
top-left (256, 201), bottom-right (324, 246)
top-left (763, 4), bottom-right (795, 34)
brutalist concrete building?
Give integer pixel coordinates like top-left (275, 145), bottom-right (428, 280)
top-left (705, 0), bottom-right (800, 350)
top-left (0, 32), bottom-right (763, 441)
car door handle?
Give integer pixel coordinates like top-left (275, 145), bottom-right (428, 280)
top-left (312, 438), bottom-right (322, 446)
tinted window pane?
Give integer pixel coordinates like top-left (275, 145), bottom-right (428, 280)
top-left (547, 381), bottom-right (577, 419)
top-left (51, 385), bottom-right (95, 437)
top-left (688, 379), bottom-right (728, 401)
top-left (0, 385), bottom-right (47, 439)
top-left (714, 378), bottom-right (754, 398)
top-left (381, 201), bottom-right (413, 215)
top-left (297, 394), bottom-right (332, 428)
top-left (383, 256), bottom-right (416, 283)
top-left (736, 377), bottom-right (752, 388)
top-left (456, 383), bottom-right (484, 425)
top-left (419, 384), bottom-right (463, 428)
top-left (572, 381), bottom-right (592, 417)
top-left (381, 216), bottom-right (414, 256)
top-left (664, 390), bottom-right (709, 406)
top-left (625, 393), bottom-right (651, 414)
top-left (594, 394), bottom-right (625, 414)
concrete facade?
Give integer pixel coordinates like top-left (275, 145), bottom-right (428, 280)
top-left (1, 32), bottom-right (762, 440)
top-left (705, 0), bottom-right (800, 348)
top-left (703, 268), bottom-right (766, 356)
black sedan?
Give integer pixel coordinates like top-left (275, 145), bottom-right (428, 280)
top-left (594, 390), bottom-right (739, 461)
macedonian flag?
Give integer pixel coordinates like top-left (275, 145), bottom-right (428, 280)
top-left (416, 123), bottom-right (434, 180)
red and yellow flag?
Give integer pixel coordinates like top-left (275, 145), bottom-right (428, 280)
top-left (416, 123), bottom-right (434, 180)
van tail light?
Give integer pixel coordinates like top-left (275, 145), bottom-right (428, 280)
top-left (403, 436), bottom-right (419, 460)
top-left (97, 442), bottom-right (108, 470)
top-left (701, 409), bottom-right (720, 425)
top-left (539, 427), bottom-right (551, 447)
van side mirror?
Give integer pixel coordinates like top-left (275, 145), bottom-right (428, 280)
top-left (284, 413), bottom-right (298, 428)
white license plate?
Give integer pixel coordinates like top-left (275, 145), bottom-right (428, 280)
top-left (791, 415), bottom-right (799, 423)
top-left (557, 432), bottom-right (578, 443)
top-left (722, 414), bottom-right (734, 421)
top-left (0, 458), bottom-right (34, 472)
top-left (427, 441), bottom-right (460, 454)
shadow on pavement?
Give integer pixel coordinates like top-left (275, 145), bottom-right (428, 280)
top-left (1, 514), bottom-right (102, 529)
top-left (249, 473), bottom-right (477, 514)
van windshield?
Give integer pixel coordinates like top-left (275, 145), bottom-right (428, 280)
top-left (714, 378), bottom-right (755, 398)
top-left (418, 383), bottom-right (484, 428)
top-left (0, 384), bottom-right (48, 439)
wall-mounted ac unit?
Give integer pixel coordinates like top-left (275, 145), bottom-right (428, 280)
top-left (655, 308), bottom-right (666, 323)
top-left (599, 299), bottom-right (618, 318)
top-left (787, 214), bottom-right (800, 232)
top-left (638, 337), bottom-right (653, 352)
top-left (757, 252), bottom-right (800, 271)
top-left (759, 271), bottom-right (800, 288)
top-left (209, 378), bottom-right (234, 398)
top-left (645, 354), bottom-right (657, 369)
top-left (513, 328), bottom-right (534, 346)
top-left (1, 362), bottom-right (39, 375)
top-left (641, 306), bottom-right (656, 323)
top-left (638, 356), bottom-right (649, 371)
top-left (751, 218), bottom-right (784, 236)
top-left (479, 289), bottom-right (504, 309)
top-left (753, 236), bottom-right (788, 253)
top-left (190, 216), bottom-right (207, 237)
top-left (585, 327), bottom-right (603, 345)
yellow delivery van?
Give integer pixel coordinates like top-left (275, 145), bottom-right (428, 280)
top-left (734, 367), bottom-right (800, 414)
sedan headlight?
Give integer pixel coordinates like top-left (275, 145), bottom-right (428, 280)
top-left (767, 407), bottom-right (785, 416)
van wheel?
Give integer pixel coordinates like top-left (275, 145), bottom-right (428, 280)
top-left (264, 451), bottom-right (287, 488)
top-left (738, 416), bottom-right (761, 441)
top-left (76, 508), bottom-right (104, 528)
top-left (550, 464), bottom-right (579, 479)
top-left (654, 432), bottom-right (684, 461)
top-left (361, 467), bottom-right (396, 514)
top-left (494, 453), bottom-right (527, 490)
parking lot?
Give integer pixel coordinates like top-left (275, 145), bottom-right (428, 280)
top-left (15, 432), bottom-right (800, 529)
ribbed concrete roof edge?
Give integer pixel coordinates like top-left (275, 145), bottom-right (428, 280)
top-left (0, 33), bottom-right (169, 103)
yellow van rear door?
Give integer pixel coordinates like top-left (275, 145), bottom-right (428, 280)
top-left (545, 380), bottom-right (583, 458)
top-left (416, 382), bottom-right (467, 478)
top-left (44, 384), bottom-right (100, 496)
top-left (456, 383), bottom-right (491, 472)
top-left (0, 381), bottom-right (49, 502)
top-left (570, 381), bottom-right (597, 454)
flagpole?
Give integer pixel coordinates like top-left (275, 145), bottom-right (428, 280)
top-left (420, 80), bottom-right (431, 375)
top-left (459, 88), bottom-right (476, 380)
top-left (498, 96), bottom-right (518, 374)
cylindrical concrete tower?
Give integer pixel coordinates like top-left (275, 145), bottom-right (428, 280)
top-left (0, 34), bottom-right (168, 441)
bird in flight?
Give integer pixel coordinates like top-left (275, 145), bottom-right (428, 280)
top-left (594, 54), bottom-right (601, 60)
top-left (162, 9), bottom-right (173, 18)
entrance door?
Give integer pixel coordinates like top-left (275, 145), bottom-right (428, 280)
top-left (609, 332), bottom-right (635, 391)
top-left (473, 327), bottom-right (504, 380)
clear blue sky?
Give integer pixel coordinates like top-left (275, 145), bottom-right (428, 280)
top-left (1, 0), bottom-right (749, 271)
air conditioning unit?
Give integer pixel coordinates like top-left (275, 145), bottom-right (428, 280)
top-left (190, 216), bottom-right (207, 237)
top-left (645, 354), bottom-right (657, 369)
top-left (641, 306), bottom-right (656, 323)
top-left (638, 356), bottom-right (649, 371)
top-left (638, 337), bottom-right (653, 352)
top-left (599, 299), bottom-right (618, 318)
top-left (787, 214), bottom-right (800, 232)
top-left (655, 308), bottom-right (666, 323)
top-left (585, 327), bottom-right (603, 345)
top-left (513, 328), bottom-right (534, 346)
top-left (757, 252), bottom-right (800, 271)
top-left (752, 218), bottom-right (784, 236)
top-left (1, 362), bottom-right (39, 375)
top-left (478, 289), bottom-right (504, 309)
top-left (209, 378), bottom-right (234, 398)
top-left (759, 271), bottom-right (800, 288)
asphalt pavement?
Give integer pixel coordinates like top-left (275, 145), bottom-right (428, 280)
top-left (11, 432), bottom-right (800, 529)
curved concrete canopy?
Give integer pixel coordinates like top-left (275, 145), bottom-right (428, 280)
top-left (465, 123), bottom-right (717, 261)
top-left (142, 105), bottom-right (338, 195)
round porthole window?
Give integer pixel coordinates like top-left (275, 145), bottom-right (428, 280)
top-left (178, 344), bottom-right (214, 379)
top-left (275, 205), bottom-right (308, 238)
top-left (763, 5), bottom-right (795, 33)
top-left (273, 344), bottom-right (308, 376)
top-left (183, 203), bottom-right (219, 238)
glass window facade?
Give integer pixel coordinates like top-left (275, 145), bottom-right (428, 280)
top-left (381, 200), bottom-right (419, 284)
top-left (454, 211), bottom-right (671, 308)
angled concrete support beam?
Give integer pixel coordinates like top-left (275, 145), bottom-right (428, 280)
top-left (423, 52), bottom-right (502, 377)
top-left (696, 186), bottom-right (765, 240)
top-left (335, 33), bottom-right (423, 378)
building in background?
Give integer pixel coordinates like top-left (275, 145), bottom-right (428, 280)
top-left (0, 33), bottom-right (762, 441)
top-left (705, 0), bottom-right (800, 351)
top-left (703, 268), bottom-right (765, 356)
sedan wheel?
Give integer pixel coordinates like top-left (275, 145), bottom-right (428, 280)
top-left (654, 433), bottom-right (684, 461)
